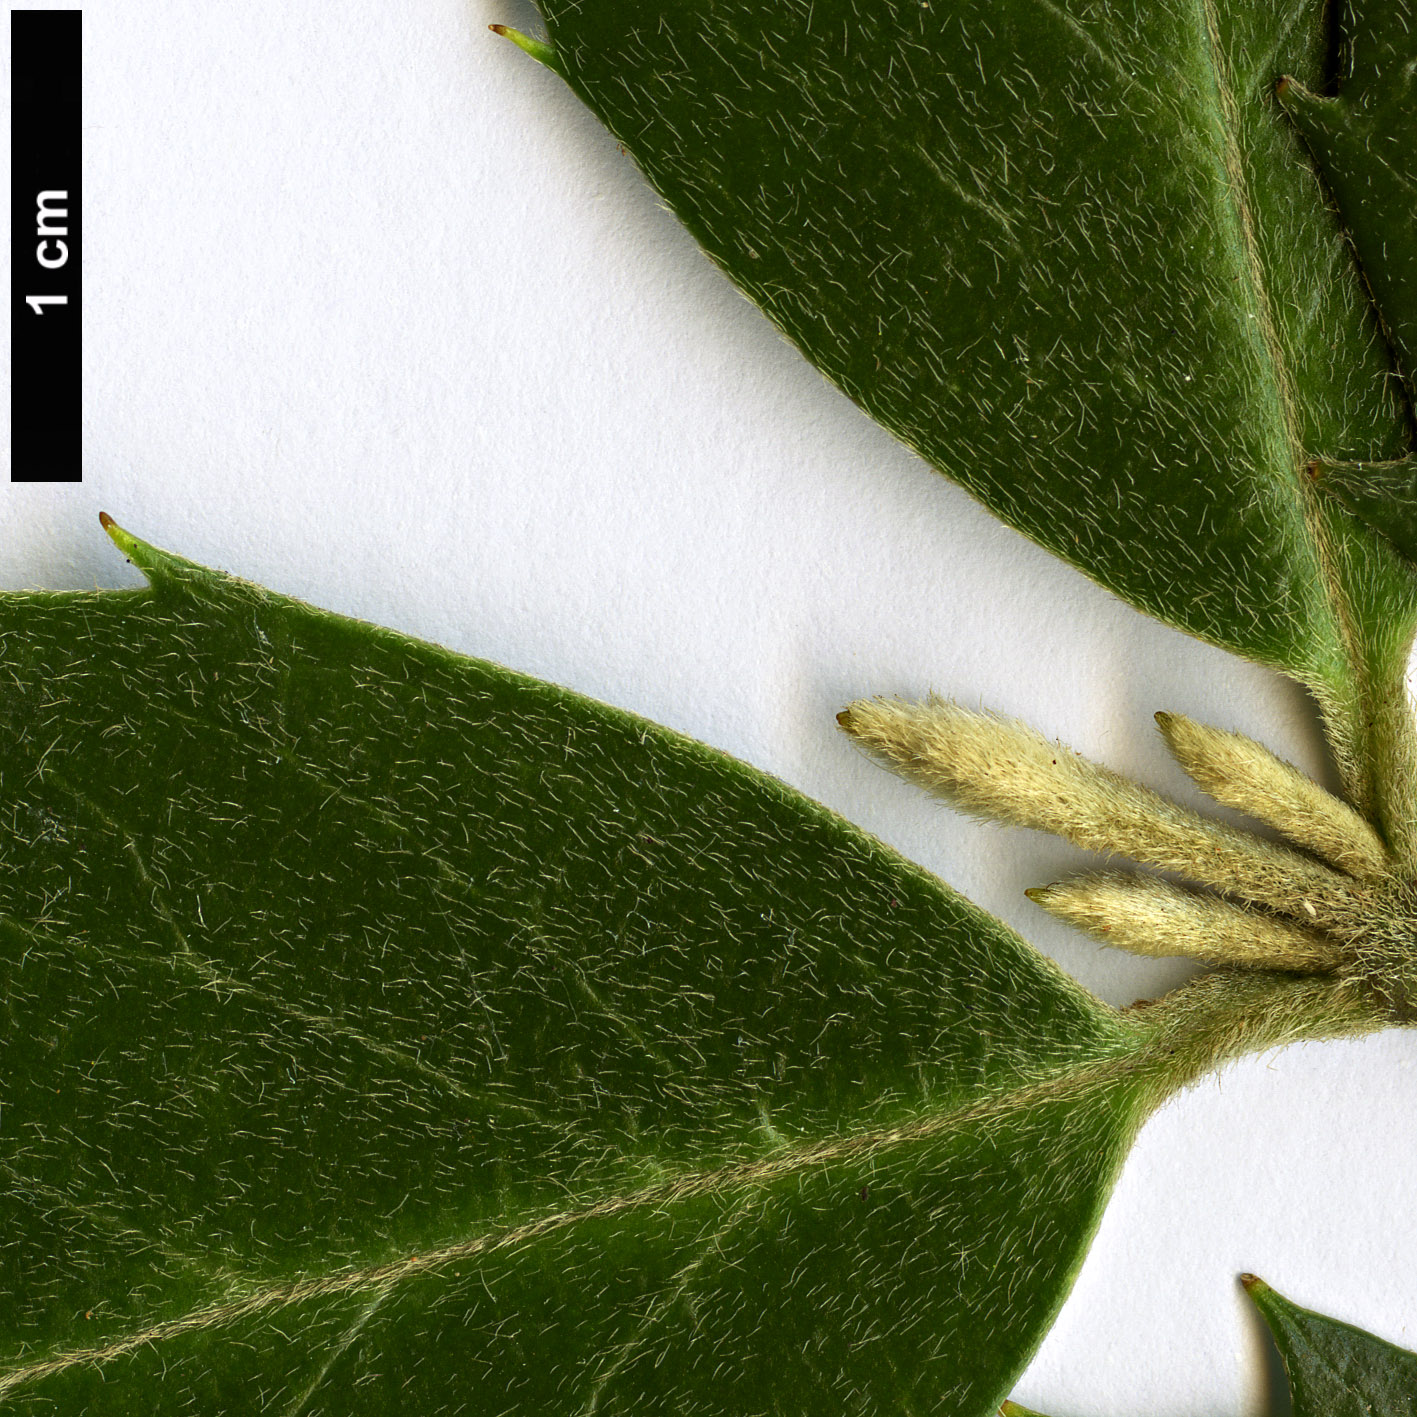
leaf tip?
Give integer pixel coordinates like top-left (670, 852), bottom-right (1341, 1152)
top-left (1273, 75), bottom-right (1317, 109)
top-left (99, 510), bottom-right (144, 563)
top-left (1240, 1272), bottom-right (1268, 1294)
top-left (1273, 74), bottom-right (1332, 126)
top-left (489, 23), bottom-right (563, 75)
top-left (96, 514), bottom-right (218, 594)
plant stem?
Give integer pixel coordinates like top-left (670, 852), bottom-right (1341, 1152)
top-left (1133, 968), bottom-right (1397, 1106)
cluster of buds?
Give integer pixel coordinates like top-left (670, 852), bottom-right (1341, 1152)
top-left (838, 699), bottom-right (1416, 1022)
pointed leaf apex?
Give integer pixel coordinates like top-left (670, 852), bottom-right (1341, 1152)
top-left (489, 24), bottom-right (564, 76)
top-left (1243, 1273), bottom-right (1417, 1411)
top-left (1273, 74), bottom-right (1326, 112)
top-left (97, 516), bottom-right (223, 595)
top-left (99, 511), bottom-right (144, 563)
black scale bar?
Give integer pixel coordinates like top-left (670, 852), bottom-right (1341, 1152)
top-left (11, 10), bottom-right (82, 483)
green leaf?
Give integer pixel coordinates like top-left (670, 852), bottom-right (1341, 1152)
top-left (517, 0), bottom-right (1417, 838)
top-left (0, 525), bottom-right (1169, 1413)
top-left (1246, 1274), bottom-right (1417, 1417)
top-left (1276, 0), bottom-right (1417, 392)
top-left (996, 1277), bottom-right (1417, 1417)
top-left (1313, 452), bottom-right (1417, 565)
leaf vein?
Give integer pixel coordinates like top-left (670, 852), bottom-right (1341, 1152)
top-left (0, 1051), bottom-right (1144, 1400)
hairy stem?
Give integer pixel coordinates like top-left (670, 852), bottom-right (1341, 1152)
top-left (1134, 968), bottom-right (1395, 1105)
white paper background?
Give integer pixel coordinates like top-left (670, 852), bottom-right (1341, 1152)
top-left (3, 2), bottom-right (1414, 1411)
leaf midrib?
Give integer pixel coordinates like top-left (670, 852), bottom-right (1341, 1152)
top-left (0, 1046), bottom-right (1150, 1400)
top-left (1194, 0), bottom-right (1301, 461)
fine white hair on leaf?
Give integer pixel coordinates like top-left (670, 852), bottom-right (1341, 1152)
top-left (1155, 711), bottom-right (1392, 882)
top-left (1026, 873), bottom-right (1348, 973)
top-left (836, 697), bottom-right (1364, 933)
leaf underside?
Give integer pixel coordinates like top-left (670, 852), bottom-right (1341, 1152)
top-left (528, 0), bottom-right (1417, 808)
top-left (0, 535), bottom-right (1157, 1414)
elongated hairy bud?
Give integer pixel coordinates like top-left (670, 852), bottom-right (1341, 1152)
top-left (1027, 874), bottom-right (1346, 973)
top-left (1155, 712), bottom-right (1390, 881)
top-left (837, 698), bottom-right (1360, 929)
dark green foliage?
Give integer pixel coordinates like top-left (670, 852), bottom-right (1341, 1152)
top-left (531, 0), bottom-right (1417, 703)
top-left (523, 0), bottom-right (1417, 852)
top-left (1314, 453), bottom-right (1417, 565)
top-left (1276, 0), bottom-right (1417, 393)
top-left (1247, 1274), bottom-right (1417, 1417)
top-left (997, 1278), bottom-right (1417, 1416)
top-left (3, 0), bottom-right (1414, 1410)
top-left (0, 530), bottom-right (1155, 1412)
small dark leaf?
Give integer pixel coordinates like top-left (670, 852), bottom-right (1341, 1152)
top-left (997, 1274), bottom-right (1417, 1416)
top-left (1277, 0), bottom-right (1417, 393)
top-left (1246, 1274), bottom-right (1417, 1417)
top-left (1313, 454), bottom-right (1417, 565)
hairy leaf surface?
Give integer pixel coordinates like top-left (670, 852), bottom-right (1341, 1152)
top-left (1315, 454), bottom-right (1417, 566)
top-left (0, 529), bottom-right (1165, 1413)
top-left (1276, 0), bottom-right (1417, 390)
top-left (521, 0), bottom-right (1417, 826)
